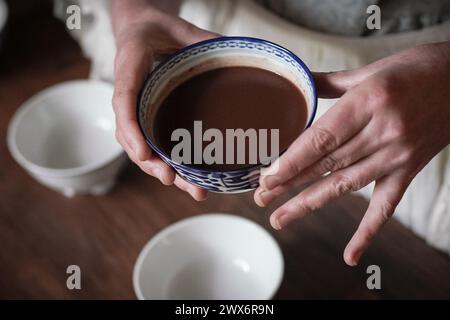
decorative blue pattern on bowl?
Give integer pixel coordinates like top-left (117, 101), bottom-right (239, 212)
top-left (138, 36), bottom-right (317, 193)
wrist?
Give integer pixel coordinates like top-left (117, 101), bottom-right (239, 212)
top-left (111, 1), bottom-right (166, 33)
top-left (111, 0), bottom-right (186, 41)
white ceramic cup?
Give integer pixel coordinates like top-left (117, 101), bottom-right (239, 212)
top-left (7, 80), bottom-right (126, 197)
top-left (133, 214), bottom-right (284, 300)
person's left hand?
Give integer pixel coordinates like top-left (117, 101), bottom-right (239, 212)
top-left (111, 0), bottom-right (218, 200)
top-left (254, 42), bottom-right (450, 266)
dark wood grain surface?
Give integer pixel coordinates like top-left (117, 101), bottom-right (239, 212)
top-left (1, 2), bottom-right (449, 300)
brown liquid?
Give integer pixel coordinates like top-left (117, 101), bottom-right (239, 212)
top-left (151, 66), bottom-right (307, 170)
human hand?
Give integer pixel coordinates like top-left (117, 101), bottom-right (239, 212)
top-left (254, 42), bottom-right (450, 266)
top-left (111, 0), bottom-right (218, 200)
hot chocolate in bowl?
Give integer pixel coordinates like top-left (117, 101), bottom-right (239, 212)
top-left (138, 36), bottom-right (317, 193)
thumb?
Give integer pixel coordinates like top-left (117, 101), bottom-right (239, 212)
top-left (313, 66), bottom-right (376, 99)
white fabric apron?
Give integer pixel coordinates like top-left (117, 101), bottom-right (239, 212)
top-left (60, 0), bottom-right (450, 254)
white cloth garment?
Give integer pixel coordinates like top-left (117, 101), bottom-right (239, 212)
top-left (56, 0), bottom-right (450, 254)
top-left (54, 0), bottom-right (115, 81)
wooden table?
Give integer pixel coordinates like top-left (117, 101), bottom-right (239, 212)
top-left (1, 2), bottom-right (449, 300)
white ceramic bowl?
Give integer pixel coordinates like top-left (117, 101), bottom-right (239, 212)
top-left (7, 80), bottom-right (127, 197)
top-left (133, 214), bottom-right (284, 300)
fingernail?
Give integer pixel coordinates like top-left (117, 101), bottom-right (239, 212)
top-left (270, 214), bottom-right (283, 230)
top-left (351, 254), bottom-right (360, 266)
top-left (186, 187), bottom-right (195, 198)
top-left (261, 191), bottom-right (276, 205)
top-left (160, 171), bottom-right (172, 186)
top-left (262, 176), bottom-right (281, 191)
top-left (188, 189), bottom-right (201, 201)
top-left (277, 214), bottom-right (290, 229)
top-left (257, 190), bottom-right (276, 208)
top-left (347, 258), bottom-right (358, 267)
top-left (153, 168), bottom-right (163, 183)
top-left (344, 251), bottom-right (358, 267)
top-left (255, 189), bottom-right (266, 207)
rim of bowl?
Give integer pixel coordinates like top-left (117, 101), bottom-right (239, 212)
top-left (133, 213), bottom-right (284, 300)
top-left (138, 36), bottom-right (318, 174)
top-left (7, 80), bottom-right (124, 178)
top-left (0, 0), bottom-right (7, 33)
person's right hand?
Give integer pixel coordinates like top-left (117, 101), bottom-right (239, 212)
top-left (254, 42), bottom-right (450, 266)
top-left (111, 0), bottom-right (218, 200)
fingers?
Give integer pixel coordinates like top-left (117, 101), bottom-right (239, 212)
top-left (343, 173), bottom-right (410, 266)
top-left (255, 124), bottom-right (379, 207)
top-left (313, 71), bottom-right (357, 99)
top-left (174, 175), bottom-right (208, 201)
top-left (113, 38), bottom-right (154, 162)
top-left (260, 91), bottom-right (371, 191)
top-left (120, 127), bottom-right (208, 199)
top-left (117, 128), bottom-right (175, 185)
top-left (118, 127), bottom-right (207, 198)
top-left (268, 150), bottom-right (389, 231)
top-left (131, 155), bottom-right (176, 186)
top-left (254, 177), bottom-right (298, 208)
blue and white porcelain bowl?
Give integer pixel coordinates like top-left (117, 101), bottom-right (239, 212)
top-left (138, 36), bottom-right (317, 193)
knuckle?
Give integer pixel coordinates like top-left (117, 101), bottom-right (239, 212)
top-left (379, 121), bottom-right (409, 144)
top-left (395, 144), bottom-right (415, 165)
top-left (310, 127), bottom-right (338, 155)
top-left (361, 225), bottom-right (378, 243)
top-left (332, 173), bottom-right (359, 195)
top-left (319, 153), bottom-right (341, 173)
top-left (116, 39), bottom-right (145, 62)
top-left (115, 45), bottom-right (127, 64)
top-left (366, 78), bottom-right (396, 109)
top-left (378, 199), bottom-right (396, 221)
top-left (112, 88), bottom-right (134, 114)
top-left (290, 198), bottom-right (315, 215)
top-left (113, 86), bottom-right (131, 100)
top-left (390, 121), bottom-right (409, 138)
top-left (114, 43), bottom-right (135, 72)
top-left (284, 155), bottom-right (301, 176)
top-left (112, 93), bottom-right (121, 112)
